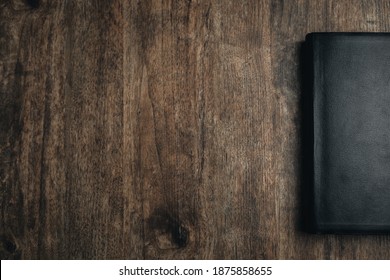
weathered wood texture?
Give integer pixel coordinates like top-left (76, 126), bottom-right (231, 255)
top-left (1, 0), bottom-right (390, 259)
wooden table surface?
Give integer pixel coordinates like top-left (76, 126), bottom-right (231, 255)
top-left (1, 0), bottom-right (390, 259)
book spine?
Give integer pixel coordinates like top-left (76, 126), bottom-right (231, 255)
top-left (311, 34), bottom-right (324, 233)
top-left (302, 34), bottom-right (317, 233)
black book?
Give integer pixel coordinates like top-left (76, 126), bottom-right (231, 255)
top-left (305, 33), bottom-right (390, 233)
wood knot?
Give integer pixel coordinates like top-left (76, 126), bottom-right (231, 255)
top-left (8, 0), bottom-right (40, 10)
top-left (3, 239), bottom-right (17, 253)
top-left (148, 209), bottom-right (189, 249)
top-left (0, 234), bottom-right (20, 259)
top-left (26, 0), bottom-right (39, 9)
top-left (171, 223), bottom-right (188, 248)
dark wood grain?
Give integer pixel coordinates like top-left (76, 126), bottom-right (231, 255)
top-left (1, 0), bottom-right (390, 259)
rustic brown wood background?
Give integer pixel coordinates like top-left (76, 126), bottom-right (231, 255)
top-left (1, 0), bottom-right (390, 259)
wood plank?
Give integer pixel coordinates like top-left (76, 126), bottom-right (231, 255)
top-left (198, 0), bottom-right (278, 259)
top-left (124, 0), bottom-right (208, 259)
top-left (1, 0), bottom-right (129, 259)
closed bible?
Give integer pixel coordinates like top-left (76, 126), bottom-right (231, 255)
top-left (306, 33), bottom-right (390, 233)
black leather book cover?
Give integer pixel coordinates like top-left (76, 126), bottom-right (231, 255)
top-left (306, 33), bottom-right (390, 233)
